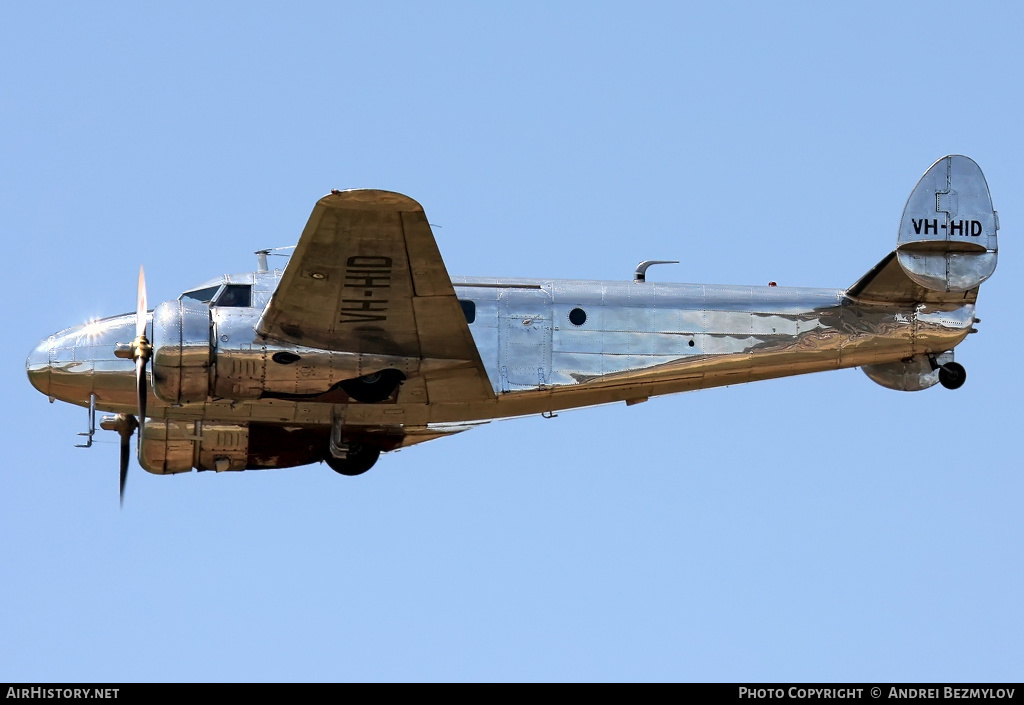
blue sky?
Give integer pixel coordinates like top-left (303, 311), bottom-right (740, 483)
top-left (2, 2), bottom-right (1022, 681)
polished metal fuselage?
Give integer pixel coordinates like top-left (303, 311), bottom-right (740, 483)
top-left (28, 268), bottom-right (975, 435)
top-left (26, 156), bottom-right (995, 475)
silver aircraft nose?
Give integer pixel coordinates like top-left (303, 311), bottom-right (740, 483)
top-left (29, 314), bottom-right (140, 409)
top-left (26, 338), bottom-right (52, 397)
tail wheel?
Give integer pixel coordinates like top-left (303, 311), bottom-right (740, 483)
top-left (938, 362), bottom-right (967, 390)
top-left (326, 444), bottom-right (381, 476)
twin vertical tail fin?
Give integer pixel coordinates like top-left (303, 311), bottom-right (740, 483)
top-left (848, 155), bottom-right (998, 304)
top-left (852, 156), bottom-right (998, 392)
top-left (896, 155), bottom-right (998, 293)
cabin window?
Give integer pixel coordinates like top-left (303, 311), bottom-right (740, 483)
top-left (180, 286), bottom-right (221, 304)
top-left (459, 299), bottom-right (476, 324)
top-left (216, 285), bottom-right (252, 308)
top-left (569, 307), bottom-right (587, 326)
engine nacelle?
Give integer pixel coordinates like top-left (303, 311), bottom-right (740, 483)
top-left (152, 300), bottom-right (213, 404)
top-left (211, 308), bottom-right (418, 400)
top-left (153, 302), bottom-right (423, 403)
top-left (861, 352), bottom-right (953, 392)
top-left (138, 419), bottom-right (249, 474)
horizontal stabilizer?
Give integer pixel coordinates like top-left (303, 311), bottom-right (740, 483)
top-left (846, 251), bottom-right (977, 305)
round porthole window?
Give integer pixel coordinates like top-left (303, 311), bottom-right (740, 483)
top-left (568, 307), bottom-right (587, 326)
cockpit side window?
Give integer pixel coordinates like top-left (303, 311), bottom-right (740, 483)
top-left (180, 286), bottom-right (221, 304)
top-left (215, 285), bottom-right (252, 308)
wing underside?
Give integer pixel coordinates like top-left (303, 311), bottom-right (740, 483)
top-left (257, 189), bottom-right (494, 403)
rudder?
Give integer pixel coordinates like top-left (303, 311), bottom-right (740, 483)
top-left (896, 155), bottom-right (998, 292)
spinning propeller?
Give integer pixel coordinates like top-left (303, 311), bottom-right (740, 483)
top-left (109, 266), bottom-right (152, 505)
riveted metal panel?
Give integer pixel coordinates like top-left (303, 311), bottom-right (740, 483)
top-left (552, 327), bottom-right (604, 354)
top-left (498, 287), bottom-right (553, 391)
top-left (152, 300), bottom-right (212, 404)
top-left (626, 282), bottom-right (657, 354)
top-left (138, 419), bottom-right (196, 475)
top-left (196, 422), bottom-right (250, 471)
top-left (456, 286), bottom-right (501, 394)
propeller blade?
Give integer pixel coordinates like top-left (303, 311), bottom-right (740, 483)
top-left (119, 428), bottom-right (130, 506)
top-left (112, 414), bottom-right (138, 507)
top-left (136, 266), bottom-right (147, 339)
top-left (136, 355), bottom-right (148, 425)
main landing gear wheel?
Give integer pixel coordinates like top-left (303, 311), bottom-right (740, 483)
top-left (326, 444), bottom-right (381, 476)
top-left (938, 362), bottom-right (967, 390)
top-left (340, 369), bottom-right (405, 403)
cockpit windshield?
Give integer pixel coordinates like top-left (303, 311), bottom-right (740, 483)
top-left (216, 285), bottom-right (252, 308)
top-left (180, 286), bottom-right (221, 304)
top-left (179, 283), bottom-right (253, 307)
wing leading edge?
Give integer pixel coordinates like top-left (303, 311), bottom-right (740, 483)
top-left (257, 189), bottom-right (494, 402)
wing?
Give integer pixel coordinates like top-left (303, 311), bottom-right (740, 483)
top-left (257, 189), bottom-right (494, 402)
